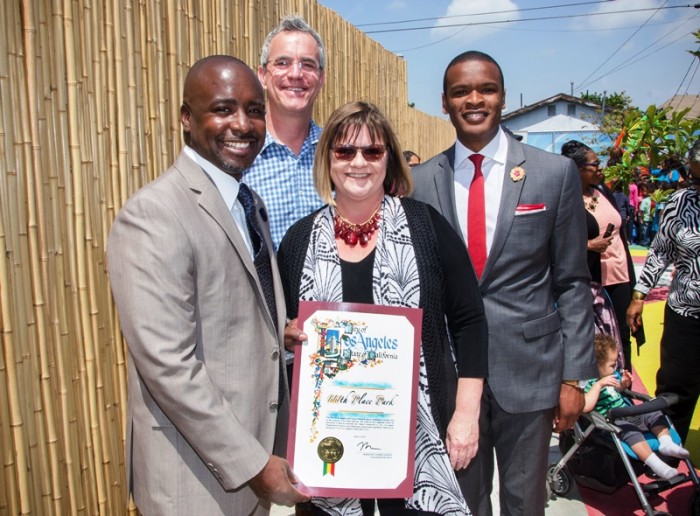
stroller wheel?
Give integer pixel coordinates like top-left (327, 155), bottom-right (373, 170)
top-left (547, 463), bottom-right (572, 496)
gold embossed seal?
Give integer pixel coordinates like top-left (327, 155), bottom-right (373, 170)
top-left (317, 436), bottom-right (344, 464)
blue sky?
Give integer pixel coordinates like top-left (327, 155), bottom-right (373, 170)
top-left (316, 0), bottom-right (700, 118)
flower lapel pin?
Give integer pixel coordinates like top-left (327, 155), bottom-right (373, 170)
top-left (510, 166), bottom-right (525, 182)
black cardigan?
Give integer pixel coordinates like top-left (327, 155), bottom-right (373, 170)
top-left (277, 197), bottom-right (488, 438)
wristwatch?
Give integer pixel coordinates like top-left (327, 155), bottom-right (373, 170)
top-left (562, 380), bottom-right (583, 391)
top-left (631, 290), bottom-right (646, 301)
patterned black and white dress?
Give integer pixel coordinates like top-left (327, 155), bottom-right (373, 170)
top-left (278, 195), bottom-right (487, 515)
top-left (635, 186), bottom-right (700, 318)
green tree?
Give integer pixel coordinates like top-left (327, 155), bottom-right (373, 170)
top-left (579, 91), bottom-right (642, 143)
top-left (688, 29), bottom-right (700, 59)
top-left (604, 105), bottom-right (700, 185)
top-left (580, 90), bottom-right (631, 111)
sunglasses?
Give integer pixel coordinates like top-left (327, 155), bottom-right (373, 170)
top-left (586, 161), bottom-right (601, 168)
top-left (332, 144), bottom-right (387, 162)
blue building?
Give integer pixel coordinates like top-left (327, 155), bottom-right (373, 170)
top-left (502, 93), bottom-right (613, 155)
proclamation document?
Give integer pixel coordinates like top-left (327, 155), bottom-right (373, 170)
top-left (287, 301), bottom-right (422, 498)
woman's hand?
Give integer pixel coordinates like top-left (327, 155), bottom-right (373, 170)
top-left (283, 318), bottom-right (307, 352)
top-left (588, 234), bottom-right (614, 253)
top-left (446, 410), bottom-right (479, 471)
top-left (626, 299), bottom-right (644, 332)
top-left (446, 378), bottom-right (483, 470)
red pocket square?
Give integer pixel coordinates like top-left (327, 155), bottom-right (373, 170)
top-left (516, 203), bottom-right (546, 211)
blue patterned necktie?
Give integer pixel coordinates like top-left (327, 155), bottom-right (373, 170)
top-left (237, 184), bottom-right (277, 327)
top-left (237, 184), bottom-right (284, 402)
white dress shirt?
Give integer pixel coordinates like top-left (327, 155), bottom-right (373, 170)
top-left (453, 127), bottom-right (509, 254)
top-left (183, 146), bottom-right (255, 259)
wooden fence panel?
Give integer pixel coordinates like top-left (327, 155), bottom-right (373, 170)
top-left (0, 1), bottom-right (454, 513)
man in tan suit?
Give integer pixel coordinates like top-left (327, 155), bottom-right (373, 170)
top-left (107, 55), bottom-right (309, 515)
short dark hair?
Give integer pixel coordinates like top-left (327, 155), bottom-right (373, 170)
top-left (443, 51), bottom-right (504, 94)
top-left (403, 150), bottom-right (419, 162)
top-left (561, 140), bottom-right (593, 168)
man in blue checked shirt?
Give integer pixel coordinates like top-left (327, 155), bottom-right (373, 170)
top-left (244, 16), bottom-right (326, 249)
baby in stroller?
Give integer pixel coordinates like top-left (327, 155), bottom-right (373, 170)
top-left (582, 334), bottom-right (690, 480)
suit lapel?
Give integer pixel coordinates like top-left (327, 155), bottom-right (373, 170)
top-left (433, 146), bottom-right (461, 233)
top-left (481, 138), bottom-right (526, 282)
top-left (174, 153), bottom-right (273, 320)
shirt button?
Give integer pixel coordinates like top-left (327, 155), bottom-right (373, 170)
top-left (271, 349), bottom-right (280, 361)
top-left (269, 402), bottom-right (279, 411)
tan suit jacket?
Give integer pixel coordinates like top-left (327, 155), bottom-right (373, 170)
top-left (107, 151), bottom-right (288, 516)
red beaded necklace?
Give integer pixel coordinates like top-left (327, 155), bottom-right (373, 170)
top-left (334, 205), bottom-right (382, 247)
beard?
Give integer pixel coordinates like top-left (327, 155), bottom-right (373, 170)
top-left (212, 148), bottom-right (248, 181)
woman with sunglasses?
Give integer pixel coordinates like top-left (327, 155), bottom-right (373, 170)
top-left (278, 101), bottom-right (487, 515)
top-left (561, 141), bottom-right (640, 370)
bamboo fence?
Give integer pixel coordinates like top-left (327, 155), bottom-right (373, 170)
top-left (0, 0), bottom-right (454, 514)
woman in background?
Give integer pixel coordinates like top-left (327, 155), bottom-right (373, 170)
top-left (562, 140), bottom-right (639, 368)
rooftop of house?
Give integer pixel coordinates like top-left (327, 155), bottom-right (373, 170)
top-left (660, 95), bottom-right (700, 120)
top-left (502, 93), bottom-right (601, 121)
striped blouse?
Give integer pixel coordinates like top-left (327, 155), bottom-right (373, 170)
top-left (635, 186), bottom-right (700, 319)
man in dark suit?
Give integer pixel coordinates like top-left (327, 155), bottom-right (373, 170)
top-left (411, 51), bottom-right (596, 515)
top-left (107, 56), bottom-right (309, 515)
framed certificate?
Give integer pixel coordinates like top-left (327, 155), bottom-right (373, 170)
top-left (287, 301), bottom-right (423, 498)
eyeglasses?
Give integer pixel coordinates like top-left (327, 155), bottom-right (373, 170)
top-left (585, 161), bottom-right (601, 168)
top-left (332, 144), bottom-right (387, 162)
top-left (265, 57), bottom-right (321, 75)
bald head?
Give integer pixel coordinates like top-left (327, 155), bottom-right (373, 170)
top-left (180, 55), bottom-right (266, 179)
top-left (183, 55), bottom-right (250, 104)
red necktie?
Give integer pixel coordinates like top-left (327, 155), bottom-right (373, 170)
top-left (468, 154), bottom-right (486, 279)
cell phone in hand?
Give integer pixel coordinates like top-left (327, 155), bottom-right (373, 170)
top-left (603, 223), bottom-right (615, 238)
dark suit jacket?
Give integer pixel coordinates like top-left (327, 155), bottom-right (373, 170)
top-left (411, 136), bottom-right (597, 413)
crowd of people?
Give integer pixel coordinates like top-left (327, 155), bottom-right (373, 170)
top-left (105, 14), bottom-right (699, 516)
top-left (608, 169), bottom-right (690, 248)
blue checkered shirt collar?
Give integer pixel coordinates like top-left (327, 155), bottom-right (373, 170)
top-left (243, 121), bottom-right (325, 250)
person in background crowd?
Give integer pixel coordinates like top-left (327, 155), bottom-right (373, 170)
top-left (244, 15), bottom-right (326, 249)
top-left (607, 146), bottom-right (623, 168)
top-left (638, 183), bottom-right (655, 246)
top-left (280, 101), bottom-right (488, 515)
top-left (107, 55), bottom-right (308, 515)
top-left (661, 157), bottom-right (682, 183)
top-left (627, 137), bottom-right (700, 443)
top-left (411, 51), bottom-right (595, 516)
top-left (612, 180), bottom-right (634, 245)
top-left (403, 150), bottom-right (421, 167)
top-left (628, 170), bottom-right (642, 242)
top-left (561, 140), bottom-right (639, 370)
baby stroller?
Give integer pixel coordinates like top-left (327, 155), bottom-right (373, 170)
top-left (546, 391), bottom-right (700, 516)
